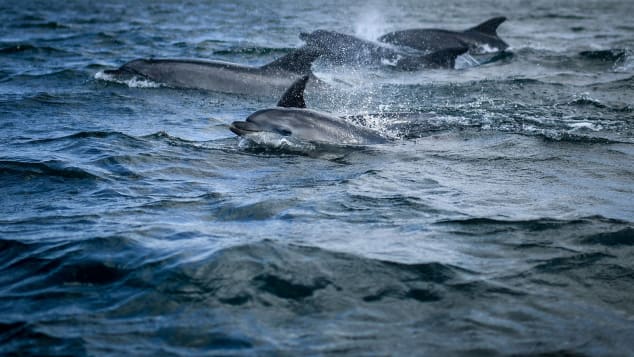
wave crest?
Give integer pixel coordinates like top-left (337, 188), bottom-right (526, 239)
top-left (94, 70), bottom-right (162, 88)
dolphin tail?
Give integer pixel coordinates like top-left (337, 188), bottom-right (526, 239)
top-left (396, 47), bottom-right (469, 70)
top-left (260, 46), bottom-right (322, 75)
top-left (466, 17), bottom-right (507, 36)
top-left (277, 75), bottom-right (309, 108)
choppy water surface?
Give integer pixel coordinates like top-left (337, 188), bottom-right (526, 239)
top-left (1, 0), bottom-right (634, 355)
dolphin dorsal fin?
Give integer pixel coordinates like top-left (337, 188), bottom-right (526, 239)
top-left (424, 47), bottom-right (469, 68)
top-left (277, 75), bottom-right (309, 108)
top-left (261, 46), bottom-right (321, 74)
top-left (467, 17), bottom-right (506, 35)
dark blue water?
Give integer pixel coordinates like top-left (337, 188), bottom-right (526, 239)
top-left (2, 0), bottom-right (634, 355)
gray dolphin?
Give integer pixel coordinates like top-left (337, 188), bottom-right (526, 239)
top-left (379, 17), bottom-right (508, 54)
top-left (102, 47), bottom-right (322, 96)
top-left (299, 30), bottom-right (467, 69)
top-left (230, 75), bottom-right (388, 145)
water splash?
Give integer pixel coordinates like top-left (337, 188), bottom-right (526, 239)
top-left (353, 6), bottom-right (392, 41)
top-left (94, 70), bottom-right (162, 88)
top-left (454, 53), bottom-right (481, 69)
top-left (614, 51), bottom-right (633, 72)
top-left (237, 133), bottom-right (316, 152)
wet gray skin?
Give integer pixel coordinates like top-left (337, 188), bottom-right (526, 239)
top-left (230, 75), bottom-right (388, 145)
top-left (231, 107), bottom-right (388, 145)
top-left (102, 47), bottom-right (322, 96)
top-left (379, 17), bottom-right (509, 54)
top-left (300, 30), bottom-right (467, 69)
top-left (300, 30), bottom-right (399, 65)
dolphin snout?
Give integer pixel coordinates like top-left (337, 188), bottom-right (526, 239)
top-left (229, 121), bottom-right (261, 136)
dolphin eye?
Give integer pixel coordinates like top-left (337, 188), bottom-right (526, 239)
top-left (276, 128), bottom-right (292, 136)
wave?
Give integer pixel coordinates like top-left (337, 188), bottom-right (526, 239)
top-left (13, 130), bottom-right (233, 180)
top-left (212, 46), bottom-right (294, 56)
top-left (436, 216), bottom-right (632, 244)
top-left (7, 92), bottom-right (80, 106)
top-left (234, 134), bottom-right (380, 159)
top-left (438, 217), bottom-right (588, 231)
top-left (94, 70), bottom-right (162, 88)
top-left (578, 49), bottom-right (628, 63)
top-left (0, 160), bottom-right (100, 180)
top-left (1, 69), bottom-right (85, 85)
top-left (532, 252), bottom-right (614, 273)
top-left (438, 215), bottom-right (627, 227)
top-left (0, 321), bottom-right (86, 355)
top-left (342, 109), bottom-right (631, 143)
top-left (210, 199), bottom-right (296, 221)
top-left (0, 43), bottom-right (69, 55)
top-left (0, 237), bottom-right (493, 311)
top-left (141, 131), bottom-right (237, 154)
top-left (562, 96), bottom-right (632, 113)
top-left (24, 130), bottom-right (206, 150)
top-left (541, 13), bottom-right (588, 20)
top-left (503, 47), bottom-right (630, 72)
top-left (141, 130), bottom-right (199, 144)
top-left (0, 235), bottom-right (156, 288)
top-left (502, 77), bottom-right (566, 87)
top-left (591, 75), bottom-right (634, 89)
top-left (14, 21), bottom-right (71, 29)
top-left (26, 130), bottom-right (144, 145)
top-left (533, 131), bottom-right (628, 144)
top-left (133, 240), bottom-right (518, 308)
top-left (567, 97), bottom-right (607, 109)
top-left (580, 227), bottom-right (634, 246)
top-left (236, 133), bottom-right (317, 152)
top-left (1, 233), bottom-right (631, 354)
top-left (0, 236), bottom-right (470, 308)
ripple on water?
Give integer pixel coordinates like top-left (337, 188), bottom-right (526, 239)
top-left (1, 0), bottom-right (634, 355)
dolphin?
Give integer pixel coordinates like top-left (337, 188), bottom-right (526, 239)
top-left (101, 47), bottom-right (322, 96)
top-left (299, 30), bottom-right (468, 69)
top-left (378, 17), bottom-right (509, 54)
top-left (230, 75), bottom-right (388, 145)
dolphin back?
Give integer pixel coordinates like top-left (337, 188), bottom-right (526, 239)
top-left (466, 16), bottom-right (507, 36)
top-left (260, 46), bottom-right (321, 74)
top-left (378, 16), bottom-right (508, 53)
top-left (300, 30), bottom-right (400, 66)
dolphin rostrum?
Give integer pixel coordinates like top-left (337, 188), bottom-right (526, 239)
top-left (230, 75), bottom-right (388, 145)
top-left (378, 17), bottom-right (509, 54)
top-left (101, 46), bottom-right (322, 96)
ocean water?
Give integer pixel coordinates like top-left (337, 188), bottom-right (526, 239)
top-left (1, 0), bottom-right (634, 355)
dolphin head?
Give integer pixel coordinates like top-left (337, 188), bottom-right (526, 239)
top-left (230, 107), bottom-right (387, 145)
top-left (230, 108), bottom-right (326, 141)
top-left (229, 75), bottom-right (313, 138)
top-left (230, 109), bottom-right (294, 137)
